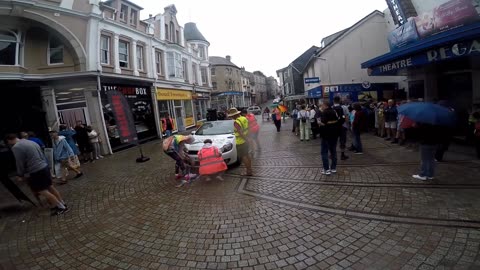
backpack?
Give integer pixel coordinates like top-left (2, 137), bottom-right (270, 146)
top-left (300, 111), bottom-right (308, 123)
top-left (333, 105), bottom-right (345, 125)
top-left (292, 109), bottom-right (298, 119)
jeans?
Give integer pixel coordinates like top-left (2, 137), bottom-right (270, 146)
top-left (299, 120), bottom-right (310, 140)
top-left (420, 144), bottom-right (436, 177)
top-left (338, 127), bottom-right (347, 151)
top-left (166, 151), bottom-right (186, 175)
top-left (321, 137), bottom-right (338, 170)
top-left (353, 130), bottom-right (363, 152)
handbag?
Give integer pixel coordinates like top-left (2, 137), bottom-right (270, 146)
top-left (68, 155), bottom-right (81, 169)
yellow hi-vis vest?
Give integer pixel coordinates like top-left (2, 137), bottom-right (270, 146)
top-left (234, 116), bottom-right (249, 145)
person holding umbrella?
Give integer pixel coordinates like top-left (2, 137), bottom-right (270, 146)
top-left (398, 102), bottom-right (455, 181)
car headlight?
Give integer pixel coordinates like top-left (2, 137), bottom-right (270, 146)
top-left (221, 142), bottom-right (233, 152)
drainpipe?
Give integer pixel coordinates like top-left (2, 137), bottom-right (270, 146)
top-left (96, 73), bottom-right (113, 155)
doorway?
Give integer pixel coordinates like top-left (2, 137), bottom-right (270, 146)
top-left (175, 107), bottom-right (185, 132)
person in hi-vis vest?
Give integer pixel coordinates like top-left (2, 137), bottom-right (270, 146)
top-left (161, 113), bottom-right (175, 137)
top-left (198, 139), bottom-right (228, 181)
top-left (228, 108), bottom-right (253, 176)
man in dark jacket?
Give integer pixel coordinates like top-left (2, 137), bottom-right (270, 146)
top-left (352, 103), bottom-right (367, 154)
top-left (319, 101), bottom-right (340, 175)
top-left (413, 124), bottom-right (443, 181)
top-left (74, 121), bottom-right (92, 163)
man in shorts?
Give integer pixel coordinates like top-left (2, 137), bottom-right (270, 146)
top-left (5, 133), bottom-right (68, 216)
top-left (384, 99), bottom-right (398, 143)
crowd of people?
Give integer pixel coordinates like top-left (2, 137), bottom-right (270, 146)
top-left (285, 97), bottom-right (480, 180)
top-left (2, 121), bottom-right (105, 215)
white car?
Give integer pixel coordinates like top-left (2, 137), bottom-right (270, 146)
top-left (186, 120), bottom-right (238, 166)
top-left (247, 106), bottom-right (262, 115)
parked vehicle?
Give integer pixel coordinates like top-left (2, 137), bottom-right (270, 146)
top-left (247, 106), bottom-right (262, 115)
top-left (186, 120), bottom-right (238, 166)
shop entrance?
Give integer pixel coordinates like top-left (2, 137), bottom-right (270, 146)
top-left (175, 107), bottom-right (185, 132)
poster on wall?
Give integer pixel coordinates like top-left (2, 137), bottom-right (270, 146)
top-left (101, 84), bottom-right (156, 148)
top-left (414, 0), bottom-right (480, 38)
top-left (107, 91), bottom-right (138, 144)
top-left (388, 18), bottom-right (420, 50)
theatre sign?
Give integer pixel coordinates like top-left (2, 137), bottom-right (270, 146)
top-left (368, 38), bottom-right (480, 75)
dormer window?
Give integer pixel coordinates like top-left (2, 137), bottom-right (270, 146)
top-left (120, 5), bottom-right (127, 22)
top-left (130, 9), bottom-right (137, 25)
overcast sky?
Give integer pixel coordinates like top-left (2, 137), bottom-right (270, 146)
top-left (139, 0), bottom-right (388, 79)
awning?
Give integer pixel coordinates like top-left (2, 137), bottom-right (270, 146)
top-left (362, 22), bottom-right (480, 76)
top-left (212, 91), bottom-right (243, 97)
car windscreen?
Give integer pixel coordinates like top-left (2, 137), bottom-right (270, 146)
top-left (195, 120), bottom-right (235, 135)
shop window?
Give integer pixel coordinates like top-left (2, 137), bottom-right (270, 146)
top-left (120, 5), bottom-right (127, 22)
top-left (119, 40), bottom-right (129, 68)
top-left (0, 30), bottom-right (19, 65)
top-left (48, 36), bottom-right (63, 65)
top-left (167, 51), bottom-right (183, 78)
top-left (184, 100), bottom-right (194, 127)
top-left (201, 67), bottom-right (208, 85)
top-left (155, 50), bottom-right (163, 75)
top-left (136, 45), bottom-right (144, 71)
top-left (100, 35), bottom-right (110, 65)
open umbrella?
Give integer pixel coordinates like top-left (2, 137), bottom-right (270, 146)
top-left (397, 102), bottom-right (455, 126)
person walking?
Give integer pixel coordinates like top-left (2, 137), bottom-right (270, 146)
top-left (291, 105), bottom-right (300, 135)
top-left (333, 96), bottom-right (350, 160)
top-left (310, 105), bottom-right (321, 140)
top-left (352, 103), bottom-right (367, 154)
top-left (87, 126), bottom-right (103, 160)
top-left (198, 139), bottom-right (227, 181)
top-left (319, 101), bottom-right (340, 175)
top-left (271, 107), bottom-right (282, 132)
top-left (228, 108), bottom-right (253, 176)
top-left (50, 131), bottom-right (83, 184)
top-left (377, 102), bottom-right (386, 138)
top-left (384, 99), bottom-right (398, 143)
top-left (74, 121), bottom-right (93, 163)
top-left (162, 113), bottom-right (175, 137)
top-left (298, 105), bottom-right (311, 141)
top-left (59, 125), bottom-right (80, 156)
top-left (413, 124), bottom-right (442, 181)
top-left (5, 133), bottom-right (69, 215)
top-left (241, 109), bottom-right (261, 153)
top-left (263, 107), bottom-right (270, 121)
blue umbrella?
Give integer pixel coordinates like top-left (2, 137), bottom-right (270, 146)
top-left (397, 102), bottom-right (455, 126)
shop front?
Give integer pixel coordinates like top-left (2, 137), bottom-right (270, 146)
top-left (306, 86), bottom-right (323, 105)
top-left (100, 82), bottom-right (157, 151)
top-left (157, 88), bottom-right (195, 133)
top-left (323, 83), bottom-right (402, 104)
top-left (211, 91), bottom-right (244, 112)
top-left (193, 92), bottom-right (211, 122)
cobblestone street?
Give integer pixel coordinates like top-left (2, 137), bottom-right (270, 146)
top-left (1, 117), bottom-right (480, 270)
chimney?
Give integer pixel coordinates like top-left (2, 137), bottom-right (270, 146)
top-left (226, 55), bottom-right (231, 61)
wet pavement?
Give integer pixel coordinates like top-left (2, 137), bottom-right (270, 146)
top-left (1, 117), bottom-right (480, 270)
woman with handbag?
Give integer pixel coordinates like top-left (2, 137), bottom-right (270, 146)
top-left (50, 130), bottom-right (83, 184)
top-left (271, 107), bottom-right (282, 132)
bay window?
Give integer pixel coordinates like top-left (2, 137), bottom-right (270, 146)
top-left (167, 51), bottom-right (183, 78)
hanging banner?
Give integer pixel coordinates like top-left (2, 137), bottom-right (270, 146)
top-left (107, 91), bottom-right (138, 144)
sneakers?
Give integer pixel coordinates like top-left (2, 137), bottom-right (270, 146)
top-left (412, 175), bottom-right (427, 181)
top-left (176, 180), bottom-right (188, 188)
top-left (51, 207), bottom-right (70, 216)
top-left (354, 151), bottom-right (364, 155)
top-left (321, 169), bottom-right (331, 175)
top-left (330, 169), bottom-right (337, 173)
